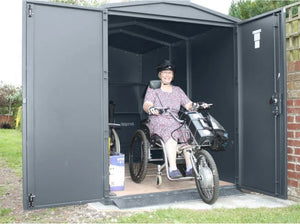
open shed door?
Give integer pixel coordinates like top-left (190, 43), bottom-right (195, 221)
top-left (23, 2), bottom-right (108, 209)
top-left (238, 10), bottom-right (287, 198)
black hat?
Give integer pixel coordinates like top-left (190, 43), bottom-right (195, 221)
top-left (156, 59), bottom-right (176, 73)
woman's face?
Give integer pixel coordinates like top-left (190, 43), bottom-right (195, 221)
top-left (159, 70), bottom-right (174, 85)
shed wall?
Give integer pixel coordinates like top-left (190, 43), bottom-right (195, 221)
top-left (109, 47), bottom-right (143, 159)
top-left (191, 27), bottom-right (236, 182)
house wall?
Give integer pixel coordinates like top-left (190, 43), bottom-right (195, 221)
top-left (286, 3), bottom-right (300, 201)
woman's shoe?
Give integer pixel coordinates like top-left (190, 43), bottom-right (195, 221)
top-left (186, 168), bottom-right (193, 177)
top-left (169, 169), bottom-right (182, 178)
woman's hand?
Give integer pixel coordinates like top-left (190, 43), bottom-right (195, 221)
top-left (148, 106), bottom-right (160, 115)
top-left (200, 103), bottom-right (211, 109)
top-left (143, 101), bottom-right (160, 115)
top-left (191, 102), bottom-right (200, 111)
top-left (187, 102), bottom-right (212, 111)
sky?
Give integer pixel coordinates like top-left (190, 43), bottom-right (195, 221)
top-left (0, 0), bottom-right (233, 87)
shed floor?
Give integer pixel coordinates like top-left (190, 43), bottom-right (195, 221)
top-left (112, 163), bottom-right (233, 197)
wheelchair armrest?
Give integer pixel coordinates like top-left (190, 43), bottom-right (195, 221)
top-left (109, 123), bottom-right (121, 128)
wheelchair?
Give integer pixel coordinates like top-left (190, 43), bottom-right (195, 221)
top-left (109, 100), bottom-right (120, 155)
top-left (129, 80), bottom-right (229, 204)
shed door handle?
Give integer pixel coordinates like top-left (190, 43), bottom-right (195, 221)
top-left (269, 95), bottom-right (278, 105)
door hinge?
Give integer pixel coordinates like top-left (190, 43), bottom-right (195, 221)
top-left (103, 9), bottom-right (108, 21)
top-left (28, 5), bottom-right (33, 18)
top-left (104, 70), bottom-right (108, 79)
top-left (28, 193), bottom-right (36, 208)
top-left (273, 13), bottom-right (279, 28)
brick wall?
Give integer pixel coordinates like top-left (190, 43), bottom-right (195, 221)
top-left (286, 3), bottom-right (300, 201)
top-left (287, 62), bottom-right (300, 200)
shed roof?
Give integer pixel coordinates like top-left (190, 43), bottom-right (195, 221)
top-left (103, 0), bottom-right (240, 26)
top-left (106, 1), bottom-right (240, 54)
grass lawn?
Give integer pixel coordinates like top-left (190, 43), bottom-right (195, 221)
top-left (0, 129), bottom-right (22, 176)
top-left (113, 205), bottom-right (300, 223)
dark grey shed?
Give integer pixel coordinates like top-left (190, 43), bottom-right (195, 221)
top-left (22, 0), bottom-right (287, 209)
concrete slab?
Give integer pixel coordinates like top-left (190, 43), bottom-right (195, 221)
top-left (88, 192), bottom-right (297, 212)
top-left (110, 185), bottom-right (242, 209)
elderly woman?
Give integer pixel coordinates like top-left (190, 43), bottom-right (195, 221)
top-left (143, 60), bottom-right (208, 178)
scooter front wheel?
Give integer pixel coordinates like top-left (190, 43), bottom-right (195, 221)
top-left (194, 150), bottom-right (219, 204)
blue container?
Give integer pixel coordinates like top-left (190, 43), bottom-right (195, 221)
top-left (109, 153), bottom-right (125, 191)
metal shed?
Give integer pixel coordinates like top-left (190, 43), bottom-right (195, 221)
top-left (22, 0), bottom-right (287, 209)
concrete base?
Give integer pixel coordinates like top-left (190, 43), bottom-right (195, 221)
top-left (89, 191), bottom-right (297, 211)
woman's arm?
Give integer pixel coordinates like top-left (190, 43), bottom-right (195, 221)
top-left (143, 101), bottom-right (154, 113)
top-left (143, 87), bottom-right (159, 115)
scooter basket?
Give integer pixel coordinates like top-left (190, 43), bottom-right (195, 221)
top-left (185, 112), bottom-right (214, 146)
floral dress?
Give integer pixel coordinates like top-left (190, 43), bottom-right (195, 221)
top-left (144, 85), bottom-right (191, 143)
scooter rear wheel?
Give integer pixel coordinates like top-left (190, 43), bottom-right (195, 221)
top-left (194, 149), bottom-right (219, 204)
top-left (129, 130), bottom-right (149, 183)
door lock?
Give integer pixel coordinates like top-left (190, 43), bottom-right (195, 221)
top-left (269, 93), bottom-right (281, 116)
top-left (269, 95), bottom-right (278, 105)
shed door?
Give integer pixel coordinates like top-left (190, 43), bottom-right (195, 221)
top-left (238, 11), bottom-right (287, 198)
top-left (24, 3), bottom-right (108, 209)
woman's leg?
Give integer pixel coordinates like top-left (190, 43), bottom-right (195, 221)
top-left (184, 150), bottom-right (192, 172)
top-left (165, 138), bottom-right (177, 171)
top-left (184, 151), bottom-right (192, 167)
top-left (165, 138), bottom-right (192, 170)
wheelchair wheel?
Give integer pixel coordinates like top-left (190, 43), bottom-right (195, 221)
top-left (110, 128), bottom-right (120, 154)
top-left (195, 150), bottom-right (219, 204)
top-left (129, 129), bottom-right (149, 183)
top-left (156, 174), bottom-right (162, 186)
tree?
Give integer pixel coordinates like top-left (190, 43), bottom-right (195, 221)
top-left (0, 82), bottom-right (22, 128)
top-left (229, 0), bottom-right (298, 20)
top-left (0, 82), bottom-right (22, 115)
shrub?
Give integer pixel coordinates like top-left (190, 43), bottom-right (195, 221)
top-left (1, 122), bottom-right (12, 129)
